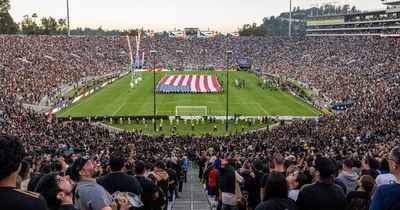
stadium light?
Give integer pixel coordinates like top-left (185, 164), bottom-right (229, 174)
top-left (150, 50), bottom-right (157, 131)
top-left (226, 50), bottom-right (233, 132)
top-left (66, 0), bottom-right (70, 36)
top-left (289, 0), bottom-right (292, 37)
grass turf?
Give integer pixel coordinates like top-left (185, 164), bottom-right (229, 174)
top-left (56, 71), bottom-right (320, 119)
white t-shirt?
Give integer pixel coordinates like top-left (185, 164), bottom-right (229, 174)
top-left (375, 173), bottom-right (397, 186)
top-left (288, 189), bottom-right (300, 201)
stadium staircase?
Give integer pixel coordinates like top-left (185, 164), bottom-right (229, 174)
top-left (171, 165), bottom-right (210, 210)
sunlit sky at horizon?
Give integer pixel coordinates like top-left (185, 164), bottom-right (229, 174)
top-left (10, 0), bottom-right (386, 33)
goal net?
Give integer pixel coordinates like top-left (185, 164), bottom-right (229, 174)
top-left (176, 106), bottom-right (207, 116)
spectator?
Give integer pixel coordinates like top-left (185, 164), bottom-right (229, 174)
top-left (337, 158), bottom-right (359, 193)
top-left (153, 161), bottom-right (169, 210)
top-left (246, 159), bottom-right (265, 210)
top-left (19, 160), bottom-right (32, 191)
top-left (363, 158), bottom-right (380, 179)
top-left (218, 158), bottom-right (244, 210)
top-left (208, 158), bottom-right (218, 197)
top-left (134, 161), bottom-right (159, 210)
top-left (67, 156), bottom-right (131, 210)
top-left (35, 172), bottom-right (78, 210)
top-left (165, 160), bottom-right (177, 202)
top-left (255, 172), bottom-right (298, 210)
top-left (286, 165), bottom-right (308, 201)
top-left (0, 134), bottom-right (48, 210)
top-left (97, 152), bottom-right (143, 201)
top-left (260, 153), bottom-right (285, 201)
top-left (297, 157), bottom-right (346, 210)
top-left (146, 174), bottom-right (166, 210)
top-left (369, 146), bottom-right (400, 210)
top-left (183, 156), bottom-right (189, 183)
top-left (375, 158), bottom-right (397, 186)
top-left (345, 175), bottom-right (375, 210)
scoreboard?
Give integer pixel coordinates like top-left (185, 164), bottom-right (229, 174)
top-left (184, 28), bottom-right (199, 37)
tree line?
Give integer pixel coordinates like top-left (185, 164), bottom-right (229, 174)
top-left (0, 0), bottom-right (152, 36)
top-left (1, 0), bottom-right (360, 37)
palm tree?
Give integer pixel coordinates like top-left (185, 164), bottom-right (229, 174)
top-left (32, 13), bottom-right (37, 34)
top-left (58, 18), bottom-right (66, 35)
top-left (0, 0), bottom-right (11, 13)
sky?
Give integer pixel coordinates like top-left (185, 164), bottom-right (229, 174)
top-left (9, 0), bottom-right (386, 33)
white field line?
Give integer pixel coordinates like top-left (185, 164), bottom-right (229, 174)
top-left (255, 103), bottom-right (270, 115)
top-left (112, 103), bottom-right (126, 116)
top-left (283, 93), bottom-right (320, 115)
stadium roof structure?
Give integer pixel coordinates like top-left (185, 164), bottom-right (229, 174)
top-left (306, 10), bottom-right (386, 19)
top-left (382, 0), bottom-right (400, 5)
top-left (305, 1), bottom-right (400, 37)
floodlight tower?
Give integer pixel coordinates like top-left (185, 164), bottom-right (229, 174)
top-left (150, 50), bottom-right (157, 131)
top-left (66, 0), bottom-right (70, 36)
top-left (226, 51), bottom-right (233, 132)
top-left (289, 0), bottom-right (292, 37)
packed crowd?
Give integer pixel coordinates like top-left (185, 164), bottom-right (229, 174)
top-left (1, 35), bottom-right (400, 210)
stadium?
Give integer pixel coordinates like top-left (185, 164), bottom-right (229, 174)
top-left (1, 0), bottom-right (400, 210)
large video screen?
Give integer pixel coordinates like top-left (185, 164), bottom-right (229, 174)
top-left (185, 28), bottom-right (199, 37)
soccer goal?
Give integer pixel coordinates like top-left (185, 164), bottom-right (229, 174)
top-left (176, 106), bottom-right (207, 116)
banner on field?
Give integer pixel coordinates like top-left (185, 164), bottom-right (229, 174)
top-left (157, 74), bottom-right (222, 93)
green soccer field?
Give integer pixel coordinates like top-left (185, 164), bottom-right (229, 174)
top-left (56, 71), bottom-right (320, 118)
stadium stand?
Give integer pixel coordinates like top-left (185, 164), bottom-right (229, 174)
top-left (1, 35), bottom-right (400, 210)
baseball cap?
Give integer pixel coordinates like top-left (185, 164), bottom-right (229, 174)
top-left (213, 158), bottom-right (221, 170)
top-left (66, 156), bottom-right (89, 181)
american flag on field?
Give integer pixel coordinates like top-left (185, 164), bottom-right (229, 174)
top-left (157, 75), bottom-right (222, 93)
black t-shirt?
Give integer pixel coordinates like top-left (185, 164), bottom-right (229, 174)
top-left (97, 172), bottom-right (143, 196)
top-left (297, 182), bottom-right (346, 210)
top-left (334, 179), bottom-right (347, 194)
top-left (166, 168), bottom-right (177, 189)
top-left (255, 198), bottom-right (298, 210)
top-left (239, 170), bottom-right (253, 195)
top-left (0, 187), bottom-right (48, 210)
top-left (260, 171), bottom-right (286, 188)
top-left (198, 158), bottom-right (206, 179)
top-left (172, 162), bottom-right (184, 180)
top-left (135, 176), bottom-right (159, 210)
top-left (246, 171), bottom-right (265, 209)
top-left (56, 204), bottom-right (79, 210)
